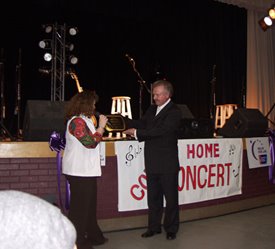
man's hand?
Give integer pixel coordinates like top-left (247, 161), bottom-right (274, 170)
top-left (123, 128), bottom-right (136, 137)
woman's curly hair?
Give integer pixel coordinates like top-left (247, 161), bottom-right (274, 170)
top-left (64, 90), bottom-right (99, 122)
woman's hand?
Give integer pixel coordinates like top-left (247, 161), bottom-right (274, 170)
top-left (98, 114), bottom-right (108, 129)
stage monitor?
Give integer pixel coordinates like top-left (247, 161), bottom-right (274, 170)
top-left (23, 100), bottom-right (67, 141)
top-left (177, 118), bottom-right (214, 139)
top-left (176, 104), bottom-right (214, 139)
top-left (218, 108), bottom-right (268, 138)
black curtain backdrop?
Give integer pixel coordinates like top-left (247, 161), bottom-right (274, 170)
top-left (0, 0), bottom-right (246, 136)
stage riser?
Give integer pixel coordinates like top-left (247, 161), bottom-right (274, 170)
top-left (0, 143), bottom-right (274, 231)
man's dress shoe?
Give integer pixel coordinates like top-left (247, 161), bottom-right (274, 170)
top-left (92, 237), bottom-right (108, 245)
top-left (141, 230), bottom-right (161, 238)
top-left (166, 232), bottom-right (176, 240)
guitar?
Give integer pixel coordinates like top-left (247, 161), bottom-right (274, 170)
top-left (69, 71), bottom-right (97, 126)
top-left (69, 70), bottom-right (83, 93)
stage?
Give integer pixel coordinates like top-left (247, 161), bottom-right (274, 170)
top-left (0, 138), bottom-right (274, 232)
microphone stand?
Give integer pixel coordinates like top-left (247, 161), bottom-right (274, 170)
top-left (15, 48), bottom-right (22, 140)
top-left (126, 54), bottom-right (151, 118)
top-left (241, 78), bottom-right (246, 108)
top-left (0, 61), bottom-right (5, 139)
top-left (209, 65), bottom-right (216, 120)
top-left (0, 60), bottom-right (15, 141)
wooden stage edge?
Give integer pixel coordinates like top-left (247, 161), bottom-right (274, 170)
top-left (0, 141), bottom-right (116, 158)
top-left (0, 138), bottom-right (248, 158)
top-left (99, 194), bottom-right (275, 232)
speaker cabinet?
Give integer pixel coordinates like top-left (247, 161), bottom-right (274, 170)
top-left (177, 118), bottom-right (214, 139)
top-left (176, 104), bottom-right (214, 139)
top-left (23, 100), bottom-right (67, 141)
top-left (218, 108), bottom-right (268, 138)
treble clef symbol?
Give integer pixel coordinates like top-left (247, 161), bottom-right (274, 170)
top-left (125, 145), bottom-right (134, 166)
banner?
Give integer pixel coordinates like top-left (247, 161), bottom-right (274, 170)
top-left (245, 137), bottom-right (271, 169)
top-left (178, 138), bottom-right (243, 204)
top-left (115, 141), bottom-right (147, 211)
top-left (115, 138), bottom-right (243, 212)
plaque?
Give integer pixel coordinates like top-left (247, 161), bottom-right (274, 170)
top-left (104, 114), bottom-right (126, 132)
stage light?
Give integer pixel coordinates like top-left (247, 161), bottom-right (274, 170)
top-left (68, 27), bottom-right (78, 36)
top-left (43, 52), bottom-right (52, 62)
top-left (38, 40), bottom-right (51, 49)
top-left (38, 23), bottom-right (79, 101)
top-left (66, 43), bottom-right (74, 51)
top-left (259, 16), bottom-right (273, 31)
top-left (42, 24), bottom-right (53, 34)
top-left (69, 55), bottom-right (78, 64)
top-left (269, 5), bottom-right (275, 19)
top-left (264, 16), bottom-right (273, 26)
top-left (259, 3), bottom-right (275, 31)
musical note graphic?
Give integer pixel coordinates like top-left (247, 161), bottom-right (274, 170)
top-left (125, 144), bottom-right (142, 166)
top-left (229, 144), bottom-right (236, 156)
top-left (233, 165), bottom-right (240, 177)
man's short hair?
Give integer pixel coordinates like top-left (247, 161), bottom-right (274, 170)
top-left (152, 80), bottom-right (174, 97)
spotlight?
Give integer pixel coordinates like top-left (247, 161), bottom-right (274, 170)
top-left (66, 43), bottom-right (74, 51)
top-left (264, 16), bottom-right (273, 26)
top-left (269, 5), bottom-right (275, 19)
top-left (69, 55), bottom-right (78, 64)
top-left (43, 52), bottom-right (52, 62)
top-left (38, 40), bottom-right (51, 49)
top-left (259, 16), bottom-right (273, 31)
top-left (42, 24), bottom-right (53, 34)
top-left (68, 27), bottom-right (78, 36)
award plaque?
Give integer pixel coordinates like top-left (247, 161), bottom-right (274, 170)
top-left (104, 114), bottom-right (126, 132)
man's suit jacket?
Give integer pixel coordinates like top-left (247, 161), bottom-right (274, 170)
top-left (126, 101), bottom-right (182, 174)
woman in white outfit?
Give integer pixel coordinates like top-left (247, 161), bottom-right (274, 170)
top-left (62, 90), bottom-right (108, 249)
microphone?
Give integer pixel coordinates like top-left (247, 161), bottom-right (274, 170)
top-left (94, 111), bottom-right (112, 128)
top-left (125, 54), bottom-right (134, 63)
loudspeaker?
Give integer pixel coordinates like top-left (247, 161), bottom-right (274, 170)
top-left (23, 100), bottom-right (67, 141)
top-left (177, 104), bottom-right (214, 139)
top-left (177, 118), bottom-right (214, 139)
top-left (218, 108), bottom-right (268, 138)
top-left (176, 104), bottom-right (214, 139)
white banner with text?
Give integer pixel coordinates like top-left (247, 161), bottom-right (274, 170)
top-left (115, 138), bottom-right (243, 212)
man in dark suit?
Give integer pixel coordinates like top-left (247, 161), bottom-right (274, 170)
top-left (123, 80), bottom-right (181, 240)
